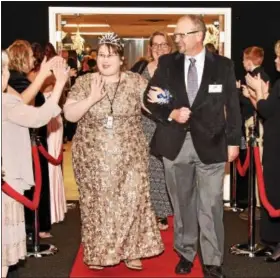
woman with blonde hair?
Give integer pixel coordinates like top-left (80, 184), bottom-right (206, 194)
top-left (8, 39), bottom-right (52, 239)
top-left (244, 40), bottom-right (280, 262)
top-left (132, 31), bottom-right (174, 230)
top-left (2, 50), bottom-right (69, 277)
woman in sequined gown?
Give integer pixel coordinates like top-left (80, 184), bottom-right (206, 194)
top-left (63, 37), bottom-right (164, 270)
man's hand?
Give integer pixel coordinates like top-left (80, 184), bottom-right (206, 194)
top-left (236, 80), bottom-right (241, 89)
top-left (228, 146), bottom-right (240, 162)
top-left (169, 107), bottom-right (191, 123)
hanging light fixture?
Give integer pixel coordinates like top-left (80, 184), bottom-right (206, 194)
top-left (71, 25), bottom-right (85, 54)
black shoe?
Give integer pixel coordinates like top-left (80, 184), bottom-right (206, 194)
top-left (203, 265), bottom-right (225, 278)
top-left (175, 256), bottom-right (193, 274)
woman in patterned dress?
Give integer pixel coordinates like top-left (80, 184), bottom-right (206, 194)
top-left (137, 31), bottom-right (174, 230)
top-left (63, 33), bottom-right (164, 271)
top-left (2, 51), bottom-right (68, 277)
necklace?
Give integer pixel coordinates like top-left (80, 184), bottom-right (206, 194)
top-left (104, 73), bottom-right (121, 129)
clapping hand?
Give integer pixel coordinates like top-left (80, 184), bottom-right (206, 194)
top-left (52, 58), bottom-right (70, 86)
top-left (245, 73), bottom-right (262, 92)
top-left (38, 56), bottom-right (64, 79)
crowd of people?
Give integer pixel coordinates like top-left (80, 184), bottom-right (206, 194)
top-left (1, 14), bottom-right (280, 278)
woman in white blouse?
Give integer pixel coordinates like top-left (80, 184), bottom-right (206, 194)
top-left (1, 51), bottom-right (69, 277)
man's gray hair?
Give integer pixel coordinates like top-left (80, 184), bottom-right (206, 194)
top-left (185, 14), bottom-right (207, 41)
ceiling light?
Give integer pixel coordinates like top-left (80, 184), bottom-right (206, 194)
top-left (65, 24), bottom-right (110, 27)
top-left (123, 38), bottom-right (149, 40)
top-left (167, 24), bottom-right (177, 28)
top-left (71, 32), bottom-right (108, 35)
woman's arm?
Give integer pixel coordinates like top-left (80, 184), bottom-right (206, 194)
top-left (7, 56), bottom-right (60, 104)
top-left (7, 57), bottom-right (71, 128)
top-left (257, 80), bottom-right (280, 119)
top-left (7, 99), bottom-right (61, 128)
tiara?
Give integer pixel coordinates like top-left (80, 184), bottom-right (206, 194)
top-left (98, 32), bottom-right (123, 48)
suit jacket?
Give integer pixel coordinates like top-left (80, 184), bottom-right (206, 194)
top-left (143, 50), bottom-right (242, 164)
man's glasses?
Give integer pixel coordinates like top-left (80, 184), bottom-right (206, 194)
top-left (97, 53), bottom-right (119, 59)
top-left (173, 30), bottom-right (201, 40)
top-left (151, 43), bottom-right (169, 50)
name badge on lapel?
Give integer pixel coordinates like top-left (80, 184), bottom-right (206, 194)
top-left (208, 84), bottom-right (223, 93)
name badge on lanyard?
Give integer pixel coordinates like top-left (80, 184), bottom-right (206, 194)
top-left (105, 115), bottom-right (114, 129)
top-left (104, 75), bottom-right (121, 129)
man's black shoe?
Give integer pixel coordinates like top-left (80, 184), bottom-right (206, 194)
top-left (175, 256), bottom-right (193, 274)
top-left (203, 265), bottom-right (225, 278)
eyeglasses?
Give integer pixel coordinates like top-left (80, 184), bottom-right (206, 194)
top-left (151, 43), bottom-right (169, 49)
top-left (97, 53), bottom-right (119, 59)
top-left (173, 30), bottom-right (201, 40)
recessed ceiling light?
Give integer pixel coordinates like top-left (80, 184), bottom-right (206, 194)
top-left (65, 24), bottom-right (110, 27)
top-left (71, 32), bottom-right (108, 35)
top-left (167, 24), bottom-right (177, 28)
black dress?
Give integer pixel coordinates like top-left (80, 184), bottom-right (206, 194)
top-left (257, 79), bottom-right (280, 243)
top-left (237, 67), bottom-right (271, 206)
top-left (8, 70), bottom-right (51, 233)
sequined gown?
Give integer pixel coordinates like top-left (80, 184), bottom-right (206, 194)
top-left (68, 71), bottom-right (164, 266)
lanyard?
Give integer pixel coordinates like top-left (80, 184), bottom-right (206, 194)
top-left (106, 76), bottom-right (121, 114)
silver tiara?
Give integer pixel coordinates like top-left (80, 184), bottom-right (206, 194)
top-left (98, 32), bottom-right (123, 48)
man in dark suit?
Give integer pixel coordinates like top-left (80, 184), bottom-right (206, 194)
top-left (144, 15), bottom-right (242, 278)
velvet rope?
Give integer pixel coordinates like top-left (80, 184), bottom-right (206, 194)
top-left (254, 146), bottom-right (280, 218)
top-left (37, 144), bottom-right (63, 165)
top-left (235, 147), bottom-right (250, 177)
top-left (1, 145), bottom-right (42, 210)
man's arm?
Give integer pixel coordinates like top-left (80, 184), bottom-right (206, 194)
top-left (225, 61), bottom-right (242, 161)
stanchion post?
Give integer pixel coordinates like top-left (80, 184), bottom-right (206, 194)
top-left (248, 131), bottom-right (256, 253)
top-left (27, 131), bottom-right (58, 258)
top-left (229, 125), bottom-right (271, 257)
top-left (226, 160), bottom-right (243, 212)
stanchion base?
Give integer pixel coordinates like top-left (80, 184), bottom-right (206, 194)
top-left (27, 244), bottom-right (58, 258)
top-left (224, 206), bottom-right (244, 213)
top-left (67, 202), bottom-right (77, 209)
top-left (230, 243), bottom-right (272, 257)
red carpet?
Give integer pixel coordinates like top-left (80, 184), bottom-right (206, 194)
top-left (70, 217), bottom-right (203, 277)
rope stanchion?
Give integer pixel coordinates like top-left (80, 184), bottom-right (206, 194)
top-left (2, 130), bottom-right (59, 258)
top-left (26, 133), bottom-right (58, 258)
top-left (37, 143), bottom-right (63, 165)
top-left (236, 147), bottom-right (250, 177)
top-left (254, 147), bottom-right (280, 218)
top-left (2, 145), bottom-right (41, 210)
top-left (230, 124), bottom-right (272, 258)
top-left (224, 160), bottom-right (244, 213)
